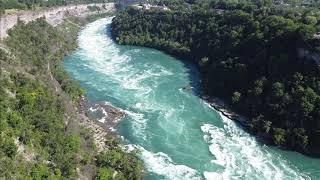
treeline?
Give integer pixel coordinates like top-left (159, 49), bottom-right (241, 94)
top-left (0, 18), bottom-right (143, 178)
top-left (138, 0), bottom-right (320, 9)
top-left (112, 0), bottom-right (320, 155)
top-left (0, 0), bottom-right (114, 13)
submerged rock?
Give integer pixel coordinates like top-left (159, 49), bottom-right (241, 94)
top-left (182, 85), bottom-right (194, 91)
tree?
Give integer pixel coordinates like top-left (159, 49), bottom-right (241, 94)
top-left (263, 120), bottom-right (272, 133)
top-left (8, 112), bottom-right (23, 128)
top-left (0, 137), bottom-right (17, 158)
top-left (273, 128), bottom-right (286, 145)
top-left (288, 0), bottom-right (302, 7)
top-left (293, 128), bottom-right (308, 149)
top-left (112, 0), bottom-right (320, 154)
top-left (253, 79), bottom-right (264, 96)
top-left (298, 24), bottom-right (316, 40)
top-left (304, 16), bottom-right (317, 25)
top-left (96, 167), bottom-right (113, 180)
top-left (271, 82), bottom-right (284, 98)
top-left (31, 165), bottom-right (50, 179)
top-left (232, 91), bottom-right (241, 103)
top-left (199, 56), bottom-right (209, 66)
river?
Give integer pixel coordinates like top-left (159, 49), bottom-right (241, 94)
top-left (63, 17), bottom-right (320, 180)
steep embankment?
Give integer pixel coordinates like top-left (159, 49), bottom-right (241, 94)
top-left (0, 7), bottom-right (144, 179)
top-left (0, 3), bottom-right (115, 39)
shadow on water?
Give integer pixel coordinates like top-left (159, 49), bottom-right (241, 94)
top-left (63, 17), bottom-right (320, 179)
top-left (104, 18), bottom-right (299, 157)
top-left (106, 16), bottom-right (320, 163)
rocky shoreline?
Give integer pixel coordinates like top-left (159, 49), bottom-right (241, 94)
top-left (202, 95), bottom-right (320, 157)
top-left (77, 95), bottom-right (125, 152)
top-left (201, 95), bottom-right (248, 126)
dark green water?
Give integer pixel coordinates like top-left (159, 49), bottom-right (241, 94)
top-left (63, 18), bottom-right (320, 180)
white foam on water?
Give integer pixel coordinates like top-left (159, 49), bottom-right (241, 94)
top-left (200, 107), bottom-right (311, 180)
top-left (121, 72), bottom-right (150, 90)
top-left (135, 103), bottom-right (143, 109)
top-left (133, 102), bottom-right (160, 114)
top-left (203, 171), bottom-right (225, 180)
top-left (133, 49), bottom-right (141, 53)
top-left (98, 108), bottom-right (108, 123)
top-left (123, 109), bottom-right (148, 141)
top-left (144, 65), bottom-right (174, 77)
top-left (109, 127), bottom-right (116, 132)
top-left (141, 150), bottom-right (200, 180)
top-left (123, 144), bottom-right (201, 180)
top-left (77, 19), bottom-right (133, 81)
top-left (71, 18), bottom-right (203, 179)
top-left (76, 18), bottom-right (167, 99)
top-left (123, 110), bottom-right (145, 124)
top-left (89, 107), bottom-right (97, 112)
top-left (122, 144), bottom-right (137, 152)
top-left (88, 105), bottom-right (109, 123)
top-left (70, 17), bottom-right (315, 180)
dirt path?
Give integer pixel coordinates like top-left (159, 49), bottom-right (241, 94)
top-left (0, 3), bottom-right (115, 39)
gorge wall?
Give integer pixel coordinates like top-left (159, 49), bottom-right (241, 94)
top-left (0, 3), bottom-right (115, 39)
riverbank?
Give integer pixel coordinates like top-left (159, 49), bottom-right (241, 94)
top-left (0, 3), bottom-right (115, 39)
top-left (111, 7), bottom-right (320, 157)
top-left (77, 95), bottom-right (126, 151)
top-left (202, 92), bottom-right (320, 158)
top-left (201, 95), bottom-right (251, 126)
top-left (62, 17), bottom-right (320, 179)
top-left (57, 14), bottom-right (129, 152)
top-left (0, 8), bottom-right (144, 178)
top-left (55, 14), bottom-right (144, 177)
top-left (55, 14), bottom-right (132, 152)
top-left (59, 16), bottom-right (144, 179)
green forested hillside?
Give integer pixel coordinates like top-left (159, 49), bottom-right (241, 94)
top-left (0, 18), bottom-right (143, 179)
top-left (0, 0), bottom-right (112, 12)
top-left (112, 0), bottom-right (320, 155)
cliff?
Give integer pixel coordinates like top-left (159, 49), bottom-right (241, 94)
top-left (0, 3), bottom-right (115, 39)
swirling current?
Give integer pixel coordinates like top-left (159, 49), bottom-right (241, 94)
top-left (63, 17), bottom-right (320, 180)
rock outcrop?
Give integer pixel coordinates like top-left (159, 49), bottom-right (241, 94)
top-left (0, 3), bottom-right (115, 39)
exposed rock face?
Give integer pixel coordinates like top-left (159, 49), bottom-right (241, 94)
top-left (86, 101), bottom-right (126, 129)
top-left (78, 96), bottom-right (125, 152)
top-left (0, 3), bottom-right (115, 39)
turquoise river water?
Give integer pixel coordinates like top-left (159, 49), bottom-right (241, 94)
top-left (63, 18), bottom-right (320, 179)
